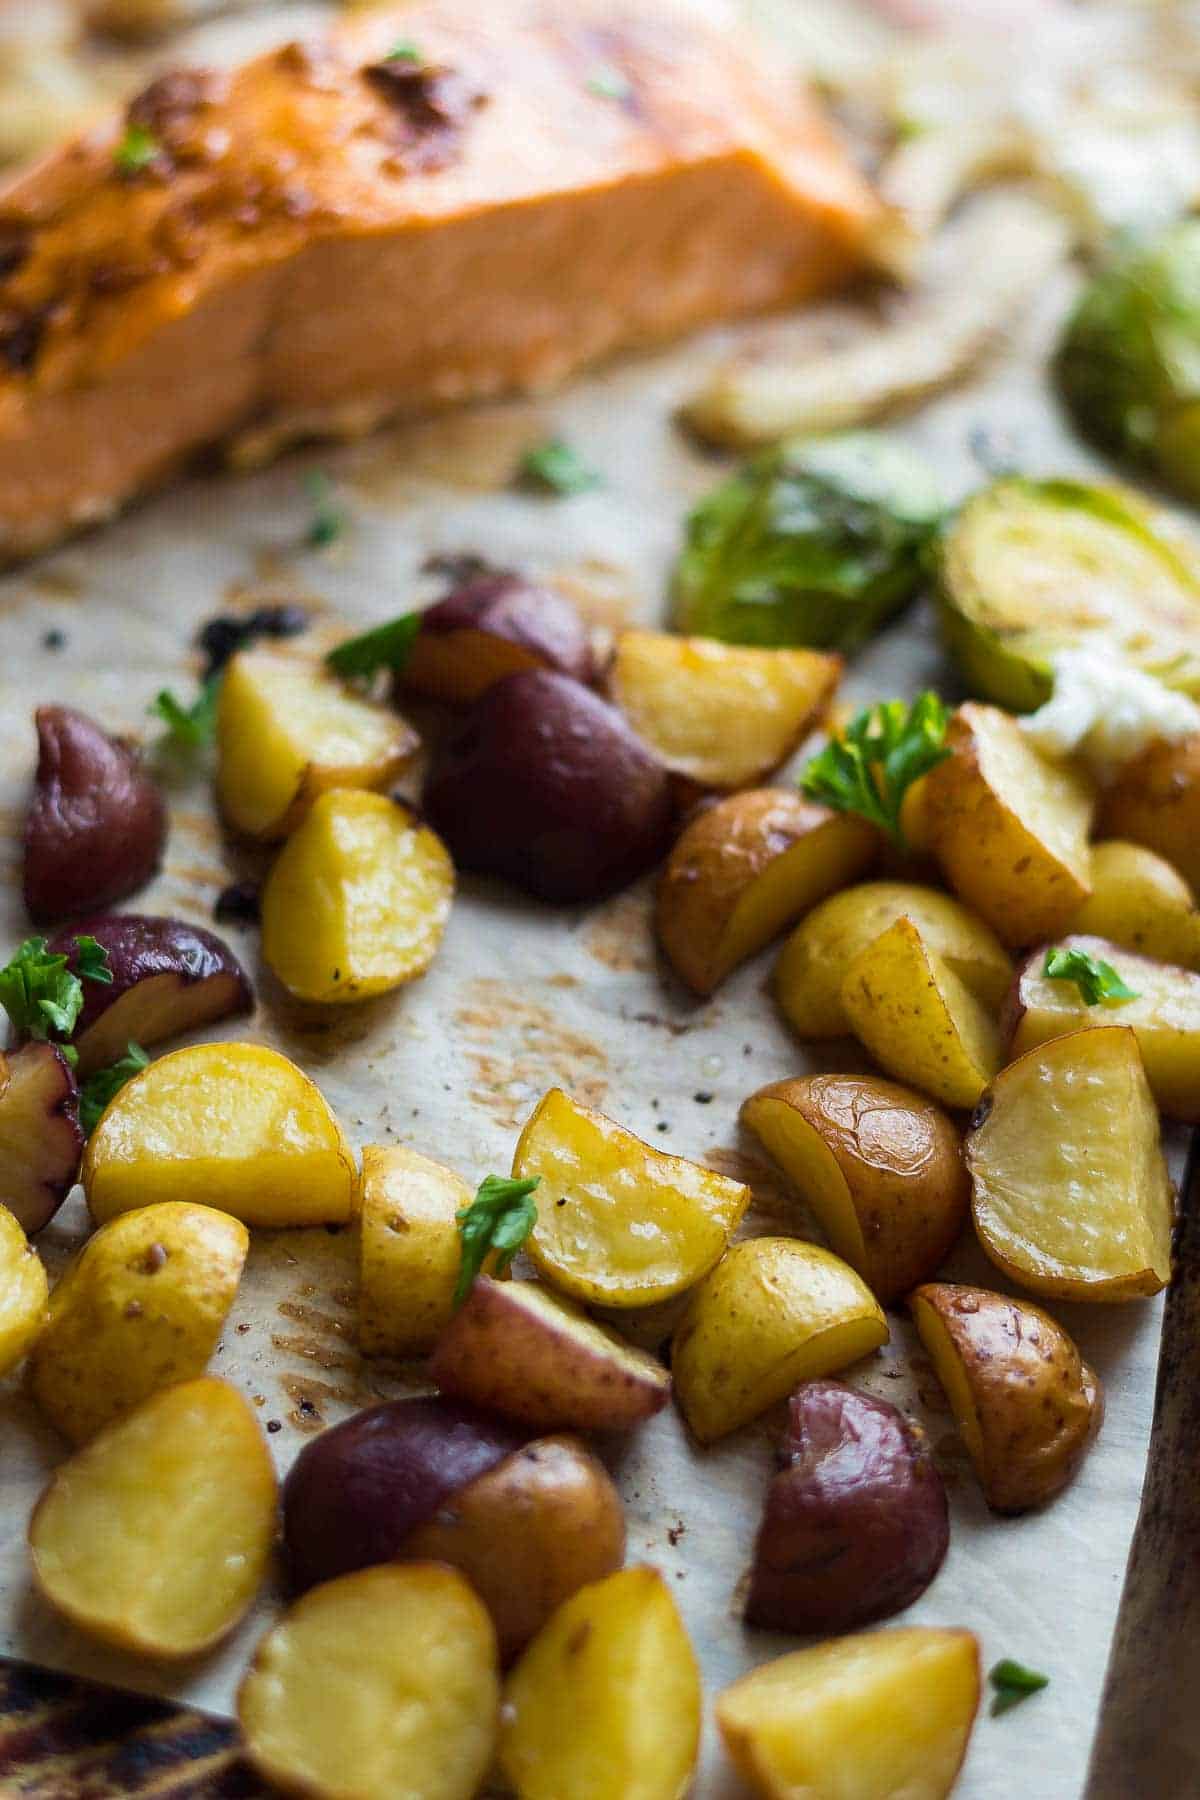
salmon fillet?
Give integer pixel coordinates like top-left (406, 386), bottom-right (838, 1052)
top-left (0, 0), bottom-right (879, 559)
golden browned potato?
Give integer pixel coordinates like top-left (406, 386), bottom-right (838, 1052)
top-left (774, 880), bottom-right (1012, 1039)
top-left (30, 1378), bottom-right (276, 1658)
top-left (358, 1144), bottom-right (472, 1358)
top-left (609, 631), bottom-right (840, 791)
top-left (911, 1282), bottom-right (1103, 1513)
top-left (239, 1564), bottom-right (499, 1800)
top-left (0, 1203), bottom-right (47, 1377)
top-left (741, 1075), bottom-right (968, 1302)
top-left (924, 701), bottom-right (1095, 946)
top-left (513, 1088), bottom-right (749, 1308)
top-left (715, 1627), bottom-right (981, 1800)
top-left (967, 1026), bottom-right (1173, 1300)
top-left (83, 1042), bottom-right (356, 1229)
top-left (29, 1201), bottom-right (248, 1443)
top-left (1070, 841), bottom-right (1200, 968)
top-left (841, 917), bottom-right (1002, 1108)
top-left (217, 649), bottom-right (418, 841)
top-left (672, 1238), bottom-right (888, 1443)
top-left (656, 790), bottom-right (877, 995)
top-left (499, 1566), bottom-right (702, 1800)
top-left (261, 790), bottom-right (455, 1004)
top-left (1098, 732), bottom-right (1200, 894)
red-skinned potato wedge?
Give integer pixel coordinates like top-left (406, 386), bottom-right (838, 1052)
top-left (0, 1043), bottom-right (82, 1234)
top-left (741, 1075), bottom-right (968, 1303)
top-left (23, 707), bottom-right (167, 923)
top-left (1005, 933), bottom-right (1200, 1122)
top-left (239, 1563), bottom-right (499, 1800)
top-left (430, 1276), bottom-right (671, 1432)
top-left (746, 1380), bottom-right (948, 1635)
top-left (401, 572), bottom-right (596, 704)
top-left (716, 1627), bottom-right (980, 1800)
top-left (656, 790), bottom-right (877, 995)
top-left (609, 630), bottom-right (840, 791)
top-left (0, 1203), bottom-right (48, 1376)
top-left (30, 1377), bottom-right (276, 1659)
top-left (1098, 732), bottom-right (1200, 894)
top-left (48, 914), bottom-right (252, 1075)
top-left (911, 1282), bottom-right (1103, 1513)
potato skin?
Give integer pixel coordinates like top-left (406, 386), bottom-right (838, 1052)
top-left (746, 1380), bottom-right (948, 1634)
top-left (424, 670), bottom-right (673, 903)
top-left (23, 707), bottom-right (167, 923)
top-left (1098, 733), bottom-right (1200, 894)
top-left (402, 573), bottom-right (596, 703)
top-left (911, 1282), bottom-right (1104, 1513)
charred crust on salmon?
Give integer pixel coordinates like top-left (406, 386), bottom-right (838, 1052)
top-left (0, 307), bottom-right (48, 374)
top-left (363, 60), bottom-right (487, 173)
top-left (0, 230), bottom-right (30, 284)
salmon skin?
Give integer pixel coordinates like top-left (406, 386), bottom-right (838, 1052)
top-left (0, 0), bottom-right (879, 559)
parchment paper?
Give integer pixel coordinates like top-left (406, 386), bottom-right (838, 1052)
top-left (0, 5), bottom-right (1191, 1795)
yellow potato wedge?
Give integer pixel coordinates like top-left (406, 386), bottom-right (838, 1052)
top-left (656, 790), bottom-right (877, 995)
top-left (513, 1088), bottom-right (749, 1308)
top-left (83, 1043), bottom-right (356, 1229)
top-left (262, 790), bottom-right (454, 1004)
top-left (716, 1627), bottom-right (980, 1800)
top-left (0, 1203), bottom-right (47, 1376)
top-left (1070, 841), bottom-right (1200, 969)
top-left (609, 631), bottom-right (840, 790)
top-left (30, 1377), bottom-right (276, 1658)
top-left (499, 1565), bottom-right (701, 1800)
top-left (741, 1075), bottom-right (968, 1302)
top-left (672, 1238), bottom-right (888, 1443)
top-left (358, 1145), bottom-right (472, 1358)
top-left (924, 701), bottom-right (1095, 946)
top-left (217, 648), bottom-right (418, 841)
top-left (841, 917), bottom-right (1003, 1109)
top-left (774, 880), bottom-right (1012, 1039)
top-left (239, 1563), bottom-right (499, 1800)
top-left (29, 1201), bottom-right (248, 1443)
top-left (967, 1026), bottom-right (1173, 1300)
top-left (430, 1277), bottom-right (671, 1433)
top-left (1098, 731), bottom-right (1200, 894)
top-left (911, 1282), bottom-right (1103, 1513)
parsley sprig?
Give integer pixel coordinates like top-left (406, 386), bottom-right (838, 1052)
top-left (326, 612), bottom-right (421, 680)
top-left (800, 691), bottom-right (950, 847)
top-left (989, 1659), bottom-right (1049, 1716)
top-left (114, 123), bottom-right (161, 177)
top-left (151, 672), bottom-right (221, 750)
top-left (387, 39), bottom-right (422, 62)
top-left (519, 438), bottom-right (602, 496)
top-left (0, 935), bottom-right (111, 1050)
top-left (304, 471), bottom-right (346, 548)
top-left (79, 1041), bottom-right (149, 1135)
top-left (1043, 946), bottom-right (1138, 1006)
top-left (453, 1174), bottom-right (541, 1308)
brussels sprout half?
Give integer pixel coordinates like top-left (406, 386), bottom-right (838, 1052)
top-left (672, 432), bottom-right (942, 653)
top-left (936, 477), bottom-right (1200, 711)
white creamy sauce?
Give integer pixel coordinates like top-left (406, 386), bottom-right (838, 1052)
top-left (1022, 646), bottom-right (1200, 779)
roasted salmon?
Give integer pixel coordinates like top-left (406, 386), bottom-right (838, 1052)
top-left (0, 0), bottom-right (880, 559)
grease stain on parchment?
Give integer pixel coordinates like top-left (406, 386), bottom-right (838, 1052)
top-left (454, 975), bottom-right (608, 1126)
top-left (583, 888), bottom-right (655, 973)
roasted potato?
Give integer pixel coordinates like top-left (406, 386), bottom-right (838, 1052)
top-left (401, 572), bottom-right (595, 704)
top-left (430, 1276), bottom-right (671, 1433)
top-left (358, 1144), bottom-right (472, 1358)
top-left (656, 791), bottom-right (877, 995)
top-left (1006, 934), bottom-right (1200, 1121)
top-left (29, 1201), bottom-right (248, 1443)
top-left (716, 1627), bottom-right (981, 1800)
top-left (83, 1042), bottom-right (356, 1228)
top-left (424, 671), bottom-right (673, 904)
top-left (239, 1563), bottom-right (499, 1800)
top-left (609, 630), bottom-right (840, 791)
top-left (911, 1282), bottom-right (1103, 1512)
top-left (1070, 842), bottom-right (1200, 969)
top-left (499, 1566), bottom-right (702, 1800)
top-left (967, 1026), bottom-right (1174, 1300)
top-left (513, 1088), bottom-right (749, 1307)
top-left (29, 1377), bottom-right (276, 1659)
top-left (0, 1203), bottom-right (47, 1375)
top-left (841, 917), bottom-right (1002, 1109)
top-left (0, 1043), bottom-right (82, 1234)
top-left (741, 1075), bottom-right (968, 1302)
top-left (217, 648), bottom-right (418, 841)
top-left (23, 706), bottom-right (167, 923)
top-left (261, 790), bottom-right (454, 1004)
top-left (774, 880), bottom-right (1012, 1039)
top-left (672, 1238), bottom-right (888, 1444)
top-left (746, 1380), bottom-right (948, 1634)
top-left (924, 701), bottom-right (1094, 946)
top-left (1098, 733), bottom-right (1200, 894)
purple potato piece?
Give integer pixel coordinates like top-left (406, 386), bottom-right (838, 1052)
top-left (424, 670), bottom-right (673, 903)
top-left (282, 1395), bottom-right (526, 1594)
top-left (401, 574), bottom-right (595, 704)
top-left (0, 1043), bottom-right (83, 1233)
top-left (47, 915), bottom-right (253, 1076)
top-left (746, 1379), bottom-right (949, 1635)
top-left (23, 708), bottom-right (167, 924)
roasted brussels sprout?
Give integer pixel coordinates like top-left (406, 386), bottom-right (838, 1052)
top-left (672, 432), bottom-right (942, 652)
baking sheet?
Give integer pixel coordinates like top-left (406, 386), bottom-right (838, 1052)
top-left (0, 4), bottom-right (1192, 1795)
